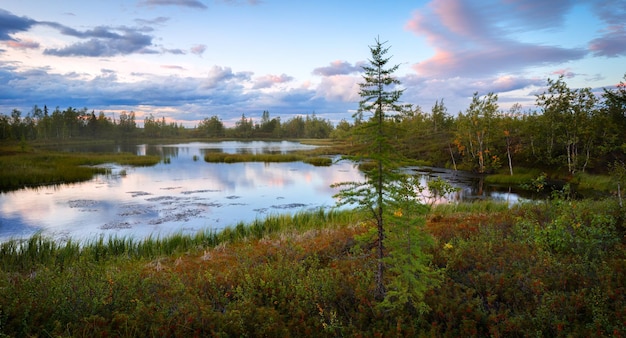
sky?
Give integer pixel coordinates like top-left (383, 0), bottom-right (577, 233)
top-left (1, 0), bottom-right (625, 127)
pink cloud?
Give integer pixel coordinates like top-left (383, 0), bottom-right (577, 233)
top-left (4, 38), bottom-right (40, 50)
top-left (589, 25), bottom-right (626, 57)
top-left (161, 65), bottom-right (185, 70)
top-left (552, 68), bottom-right (577, 78)
top-left (252, 73), bottom-right (293, 89)
top-left (405, 0), bottom-right (586, 78)
top-left (314, 75), bottom-right (359, 102)
top-left (585, 0), bottom-right (626, 57)
top-left (190, 44), bottom-right (206, 56)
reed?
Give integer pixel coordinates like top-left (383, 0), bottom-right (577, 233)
top-left (573, 172), bottom-right (613, 192)
top-left (302, 156), bottom-right (332, 166)
top-left (431, 200), bottom-right (511, 215)
top-left (484, 167), bottom-right (543, 186)
top-left (0, 209), bottom-right (358, 272)
top-left (204, 152), bottom-right (333, 166)
top-left (204, 152), bottom-right (299, 163)
top-left (0, 147), bottom-right (160, 191)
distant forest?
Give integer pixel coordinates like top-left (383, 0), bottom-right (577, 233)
top-left (2, 75), bottom-right (625, 175)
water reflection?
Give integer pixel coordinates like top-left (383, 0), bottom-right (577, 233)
top-left (0, 142), bottom-right (360, 243)
top-left (408, 167), bottom-right (527, 205)
top-left (0, 142), bottom-right (528, 243)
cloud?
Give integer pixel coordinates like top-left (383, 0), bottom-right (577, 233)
top-left (190, 44), bottom-right (206, 56)
top-left (399, 73), bottom-right (544, 114)
top-left (0, 11), bottom-right (161, 57)
top-left (4, 38), bottom-right (40, 50)
top-left (405, 0), bottom-right (587, 78)
top-left (0, 60), bottom-right (347, 126)
top-left (216, 0), bottom-right (261, 5)
top-left (314, 75), bottom-right (360, 102)
top-left (203, 65), bottom-right (252, 89)
top-left (312, 60), bottom-right (363, 76)
top-left (0, 9), bottom-right (37, 41)
top-left (162, 48), bottom-right (186, 55)
top-left (589, 26), bottom-right (626, 57)
top-left (139, 0), bottom-right (207, 9)
top-left (587, 0), bottom-right (626, 56)
top-left (161, 65), bottom-right (186, 70)
top-left (135, 17), bottom-right (170, 26)
top-left (252, 74), bottom-right (293, 89)
top-left (552, 68), bottom-right (578, 79)
top-left (42, 25), bottom-right (155, 57)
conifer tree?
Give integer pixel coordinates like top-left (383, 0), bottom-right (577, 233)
top-left (333, 38), bottom-right (440, 306)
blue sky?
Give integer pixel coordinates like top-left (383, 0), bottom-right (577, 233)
top-left (1, 0), bottom-right (625, 126)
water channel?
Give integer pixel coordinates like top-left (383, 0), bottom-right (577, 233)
top-left (0, 141), bottom-right (526, 243)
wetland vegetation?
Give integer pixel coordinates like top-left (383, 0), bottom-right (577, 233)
top-left (0, 199), bottom-right (624, 336)
top-left (0, 145), bottom-right (160, 192)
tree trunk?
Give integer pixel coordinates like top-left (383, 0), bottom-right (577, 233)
top-left (448, 143), bottom-right (457, 171)
top-left (506, 137), bottom-right (513, 175)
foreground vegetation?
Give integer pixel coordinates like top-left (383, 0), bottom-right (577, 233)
top-left (0, 199), bottom-right (623, 336)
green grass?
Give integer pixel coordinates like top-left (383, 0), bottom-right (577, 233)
top-left (0, 146), bottom-right (160, 192)
top-left (430, 199), bottom-right (511, 215)
top-left (484, 167), bottom-right (543, 186)
top-left (573, 172), bottom-right (614, 192)
top-left (204, 152), bottom-right (333, 166)
top-left (0, 209), bottom-right (360, 272)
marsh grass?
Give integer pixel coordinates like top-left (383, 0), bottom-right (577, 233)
top-left (1, 201), bottom-right (625, 336)
top-left (573, 172), bottom-right (613, 192)
top-left (430, 200), bottom-right (511, 215)
top-left (0, 147), bottom-right (159, 191)
top-left (204, 152), bottom-right (333, 166)
top-left (0, 209), bottom-right (359, 272)
top-left (485, 167), bottom-right (543, 186)
top-left (204, 152), bottom-right (301, 163)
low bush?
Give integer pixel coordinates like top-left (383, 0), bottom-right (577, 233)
top-left (0, 200), bottom-right (624, 336)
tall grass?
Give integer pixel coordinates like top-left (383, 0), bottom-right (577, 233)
top-left (574, 172), bottom-right (614, 192)
top-left (431, 200), bottom-right (511, 215)
top-left (0, 148), bottom-right (160, 191)
top-left (1, 200), bottom-right (624, 336)
top-left (484, 167), bottom-right (543, 186)
top-left (204, 152), bottom-right (332, 166)
top-left (0, 209), bottom-right (360, 272)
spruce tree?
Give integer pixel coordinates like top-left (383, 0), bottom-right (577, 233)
top-left (333, 38), bottom-right (440, 305)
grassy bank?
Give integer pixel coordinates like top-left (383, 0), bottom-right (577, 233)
top-left (203, 152), bottom-right (332, 166)
top-left (1, 199), bottom-right (624, 336)
top-left (485, 167), bottom-right (619, 196)
top-left (484, 167), bottom-right (544, 186)
top-left (0, 145), bottom-right (160, 192)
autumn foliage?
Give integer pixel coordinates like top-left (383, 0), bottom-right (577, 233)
top-left (0, 199), bottom-right (624, 336)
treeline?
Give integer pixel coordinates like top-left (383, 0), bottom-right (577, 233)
top-left (2, 76), bottom-right (625, 175)
top-left (196, 111), bottom-right (334, 139)
top-left (0, 106), bottom-right (167, 140)
top-left (335, 75), bottom-right (625, 176)
top-left (0, 107), bottom-right (334, 141)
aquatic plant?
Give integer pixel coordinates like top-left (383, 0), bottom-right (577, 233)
top-left (0, 147), bottom-right (159, 192)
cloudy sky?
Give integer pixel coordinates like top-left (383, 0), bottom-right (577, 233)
top-left (1, 0), bottom-right (625, 126)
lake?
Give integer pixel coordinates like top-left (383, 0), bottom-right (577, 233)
top-left (0, 141), bottom-right (525, 243)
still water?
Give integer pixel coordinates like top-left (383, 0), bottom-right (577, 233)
top-left (0, 141), bottom-right (524, 243)
top-left (0, 142), bottom-right (362, 243)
